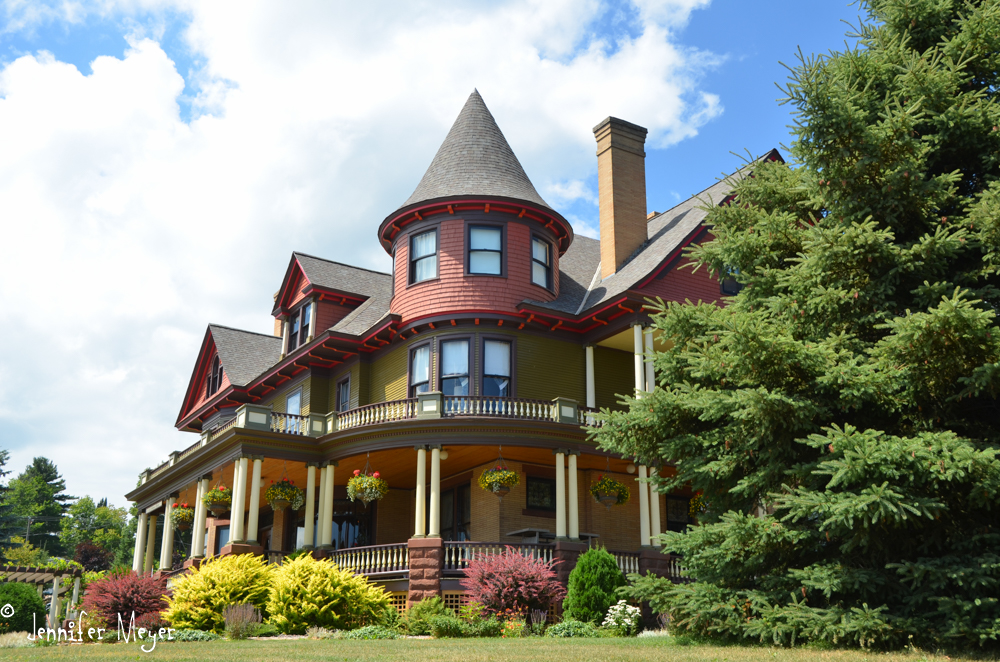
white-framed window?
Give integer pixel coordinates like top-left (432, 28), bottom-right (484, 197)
top-left (531, 237), bottom-right (551, 288)
top-left (286, 389), bottom-right (302, 415)
top-left (440, 339), bottom-right (470, 396)
top-left (482, 339), bottom-right (511, 397)
top-left (410, 344), bottom-right (431, 396)
top-left (468, 226), bottom-right (502, 275)
top-left (336, 377), bottom-right (351, 412)
top-left (410, 230), bottom-right (438, 284)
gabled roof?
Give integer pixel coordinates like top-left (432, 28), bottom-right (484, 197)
top-left (273, 252), bottom-right (392, 315)
top-left (209, 325), bottom-right (283, 387)
top-left (397, 90), bottom-right (553, 212)
top-left (525, 149), bottom-right (781, 316)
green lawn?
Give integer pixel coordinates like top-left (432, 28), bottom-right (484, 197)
top-left (2, 638), bottom-right (994, 662)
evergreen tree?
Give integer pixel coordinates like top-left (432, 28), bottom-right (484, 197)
top-left (0, 449), bottom-right (13, 547)
top-left (595, 0), bottom-right (1000, 650)
top-left (6, 457), bottom-right (74, 556)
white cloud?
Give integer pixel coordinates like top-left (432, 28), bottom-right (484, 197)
top-left (0, 0), bottom-right (722, 505)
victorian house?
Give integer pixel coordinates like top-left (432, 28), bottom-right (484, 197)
top-left (126, 90), bottom-right (777, 608)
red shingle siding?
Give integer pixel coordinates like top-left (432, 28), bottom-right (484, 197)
top-left (636, 233), bottom-right (724, 306)
top-left (391, 219), bottom-right (558, 323)
top-left (315, 301), bottom-right (351, 333)
top-left (189, 369), bottom-right (232, 414)
top-left (288, 272), bottom-right (310, 307)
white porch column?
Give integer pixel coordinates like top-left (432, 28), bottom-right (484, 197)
top-left (307, 297), bottom-right (318, 341)
top-left (644, 327), bottom-right (656, 392)
top-left (159, 500), bottom-right (175, 571)
top-left (303, 464), bottom-right (317, 549)
top-left (567, 451), bottom-right (579, 541)
top-left (633, 324), bottom-right (644, 397)
top-left (280, 318), bottom-right (290, 357)
top-left (428, 446), bottom-right (441, 538)
top-left (70, 576), bottom-right (81, 611)
top-left (132, 512), bottom-right (148, 572)
top-left (555, 450), bottom-right (567, 540)
top-left (321, 463), bottom-right (335, 548)
top-left (649, 466), bottom-right (662, 547)
top-left (638, 465), bottom-right (651, 547)
top-left (585, 345), bottom-right (596, 408)
top-left (414, 446), bottom-right (427, 538)
top-left (231, 457), bottom-right (249, 543)
top-left (316, 463), bottom-right (328, 547)
top-left (143, 514), bottom-right (158, 573)
top-left (48, 576), bottom-right (60, 627)
top-left (191, 477), bottom-right (210, 558)
top-left (246, 457), bottom-right (263, 544)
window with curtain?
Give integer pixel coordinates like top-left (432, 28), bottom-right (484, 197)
top-left (483, 339), bottom-right (511, 397)
top-left (410, 230), bottom-right (437, 283)
top-left (469, 226), bottom-right (502, 275)
top-left (440, 339), bottom-right (470, 396)
top-left (410, 344), bottom-right (430, 395)
top-left (531, 237), bottom-right (551, 288)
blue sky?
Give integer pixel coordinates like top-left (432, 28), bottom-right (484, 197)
top-left (0, 0), bottom-right (863, 506)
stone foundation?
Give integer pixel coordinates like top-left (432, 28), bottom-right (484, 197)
top-left (407, 537), bottom-right (443, 605)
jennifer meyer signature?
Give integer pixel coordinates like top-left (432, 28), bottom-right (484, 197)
top-left (22, 608), bottom-right (176, 652)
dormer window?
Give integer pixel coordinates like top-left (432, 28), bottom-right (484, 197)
top-left (205, 356), bottom-right (223, 398)
top-left (286, 303), bottom-right (312, 353)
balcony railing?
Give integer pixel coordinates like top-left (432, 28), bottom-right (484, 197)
top-left (329, 543), bottom-right (409, 576)
top-left (271, 412), bottom-right (308, 435)
top-left (443, 396), bottom-right (554, 420)
top-left (610, 549), bottom-right (640, 574)
top-left (443, 542), bottom-right (554, 574)
top-left (337, 399), bottom-right (418, 431)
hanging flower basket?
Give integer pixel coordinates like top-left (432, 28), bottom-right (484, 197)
top-left (689, 492), bottom-right (708, 519)
top-left (347, 470), bottom-right (388, 505)
top-left (478, 467), bottom-right (519, 496)
top-left (171, 503), bottom-right (194, 530)
top-left (590, 475), bottom-right (629, 509)
top-left (203, 485), bottom-right (231, 518)
top-left (265, 478), bottom-right (304, 511)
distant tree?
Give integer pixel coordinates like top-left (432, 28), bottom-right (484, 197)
top-left (60, 496), bottom-right (129, 554)
top-left (2, 535), bottom-right (47, 566)
top-left (6, 457), bottom-right (74, 555)
top-left (74, 541), bottom-right (112, 572)
top-left (0, 448), bottom-right (13, 546)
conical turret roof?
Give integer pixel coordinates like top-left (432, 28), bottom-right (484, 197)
top-left (398, 90), bottom-right (552, 211)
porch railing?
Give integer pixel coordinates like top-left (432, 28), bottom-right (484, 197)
top-left (337, 399), bottom-right (418, 431)
top-left (209, 416), bottom-right (240, 441)
top-left (610, 549), bottom-right (640, 575)
top-left (271, 412), bottom-right (308, 435)
top-left (443, 542), bottom-right (554, 574)
top-left (329, 543), bottom-right (409, 576)
top-left (443, 396), bottom-right (554, 420)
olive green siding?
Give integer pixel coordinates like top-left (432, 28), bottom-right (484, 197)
top-left (356, 362), bottom-right (371, 407)
top-left (514, 334), bottom-right (585, 402)
top-left (310, 376), bottom-right (330, 416)
top-left (594, 345), bottom-right (633, 411)
top-left (370, 342), bottom-right (409, 402)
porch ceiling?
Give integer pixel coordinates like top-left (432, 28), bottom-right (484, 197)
top-left (596, 327), bottom-right (672, 353)
top-left (173, 445), bottom-right (651, 512)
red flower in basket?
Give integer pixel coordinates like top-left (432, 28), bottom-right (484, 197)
top-left (182, 503), bottom-right (188, 508)
top-left (373, 472), bottom-right (380, 478)
top-left (220, 486), bottom-right (227, 490)
top-left (353, 469), bottom-right (361, 476)
top-left (172, 502), bottom-right (178, 508)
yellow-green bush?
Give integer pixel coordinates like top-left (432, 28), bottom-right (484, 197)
top-left (163, 554), bottom-right (273, 632)
top-left (266, 555), bottom-right (390, 634)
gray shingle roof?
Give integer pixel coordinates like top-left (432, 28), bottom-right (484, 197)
top-left (395, 90), bottom-right (552, 212)
top-left (208, 325), bottom-right (283, 387)
top-left (294, 252), bottom-right (392, 301)
top-left (525, 152), bottom-right (777, 316)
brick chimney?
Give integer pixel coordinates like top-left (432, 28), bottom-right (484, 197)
top-left (593, 117), bottom-right (648, 279)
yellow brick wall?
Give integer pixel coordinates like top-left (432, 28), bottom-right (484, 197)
top-left (376, 488), bottom-right (414, 544)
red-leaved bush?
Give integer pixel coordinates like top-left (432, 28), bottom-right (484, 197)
top-left (460, 547), bottom-right (566, 615)
top-left (81, 571), bottom-right (169, 628)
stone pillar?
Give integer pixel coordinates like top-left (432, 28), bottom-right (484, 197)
top-left (585, 345), bottom-right (596, 408)
top-left (407, 537), bottom-right (443, 605)
top-left (638, 465), bottom-right (650, 547)
top-left (143, 514), bottom-right (158, 573)
top-left (132, 513), bottom-right (148, 572)
top-left (48, 576), bottom-right (60, 628)
top-left (231, 457), bottom-right (249, 543)
top-left (633, 324), bottom-right (644, 397)
top-left (554, 450), bottom-right (567, 540)
top-left (428, 446), bottom-right (441, 538)
top-left (644, 327), bottom-right (655, 392)
top-left (191, 477), bottom-right (210, 559)
top-left (321, 463), bottom-right (336, 548)
top-left (271, 505), bottom-right (288, 553)
top-left (414, 446), bottom-right (427, 538)
top-left (159, 500), bottom-right (175, 571)
top-left (553, 541), bottom-right (587, 594)
top-left (648, 466), bottom-right (662, 547)
top-left (303, 463), bottom-right (317, 549)
top-left (247, 457), bottom-right (263, 544)
top-left (567, 452), bottom-right (580, 541)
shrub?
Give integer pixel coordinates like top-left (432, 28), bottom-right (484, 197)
top-left (168, 628), bottom-right (222, 642)
top-left (401, 596), bottom-right (451, 635)
top-left (81, 571), bottom-right (168, 630)
top-left (0, 584), bottom-right (46, 635)
top-left (163, 554), bottom-right (273, 633)
top-left (428, 614), bottom-right (467, 638)
top-left (266, 554), bottom-right (389, 634)
top-left (223, 603), bottom-right (261, 640)
top-left (306, 626), bottom-right (337, 639)
top-left (562, 547), bottom-right (626, 624)
top-left (545, 619), bottom-right (600, 638)
top-left (460, 548), bottom-right (566, 615)
top-left (342, 624), bottom-right (399, 639)
top-left (468, 617), bottom-right (503, 637)
top-left (602, 600), bottom-right (641, 636)
top-left (0, 631), bottom-right (33, 649)
top-left (134, 611), bottom-right (168, 632)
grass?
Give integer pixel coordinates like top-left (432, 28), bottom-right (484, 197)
top-left (0, 637), bottom-right (995, 662)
